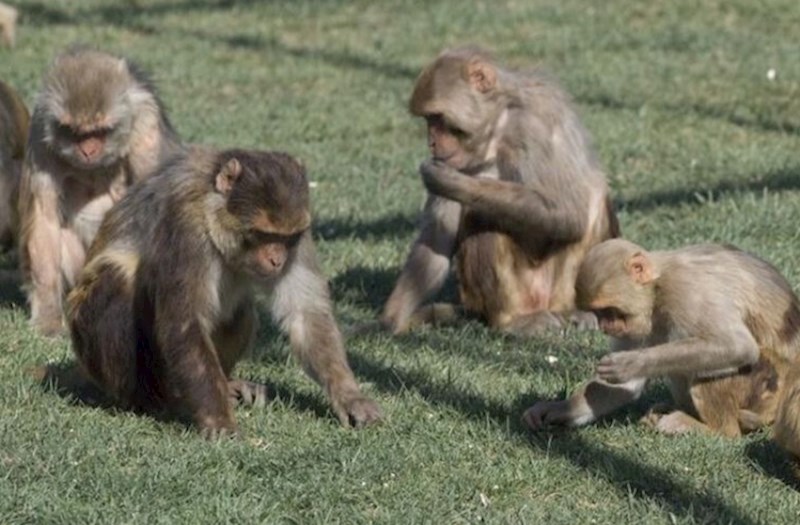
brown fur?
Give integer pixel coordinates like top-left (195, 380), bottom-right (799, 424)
top-left (524, 239), bottom-right (800, 447)
top-left (0, 79), bottom-right (29, 249)
top-left (66, 147), bottom-right (382, 437)
top-left (383, 46), bottom-right (618, 335)
top-left (18, 47), bottom-right (184, 336)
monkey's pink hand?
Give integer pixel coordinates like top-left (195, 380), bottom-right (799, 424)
top-left (333, 395), bottom-right (383, 428)
top-left (596, 351), bottom-right (644, 383)
top-left (521, 400), bottom-right (572, 430)
top-left (419, 159), bottom-right (461, 198)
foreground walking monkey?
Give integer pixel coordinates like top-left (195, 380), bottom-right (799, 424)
top-left (20, 48), bottom-right (184, 335)
top-left (523, 239), bottom-right (800, 439)
top-left (381, 47), bottom-right (619, 335)
top-left (67, 148), bottom-right (382, 437)
top-left (0, 79), bottom-right (29, 248)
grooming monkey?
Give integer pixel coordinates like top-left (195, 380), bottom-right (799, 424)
top-left (0, 79), bottom-right (29, 249)
top-left (523, 239), bottom-right (800, 440)
top-left (382, 47), bottom-right (619, 336)
top-left (19, 48), bottom-right (184, 335)
top-left (67, 148), bottom-right (382, 437)
top-left (0, 3), bottom-right (17, 48)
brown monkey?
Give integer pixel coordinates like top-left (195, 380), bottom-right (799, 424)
top-left (0, 3), bottom-right (17, 48)
top-left (774, 364), bottom-right (800, 475)
top-left (381, 47), bottom-right (619, 336)
top-left (67, 148), bottom-right (382, 437)
top-left (19, 47), bottom-right (184, 335)
top-left (0, 79), bottom-right (29, 249)
top-left (523, 239), bottom-right (800, 439)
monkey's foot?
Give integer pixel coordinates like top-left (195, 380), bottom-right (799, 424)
top-left (199, 425), bottom-right (241, 441)
top-left (502, 311), bottom-right (563, 336)
top-left (332, 395), bottom-right (383, 428)
top-left (228, 379), bottom-right (269, 409)
top-left (640, 410), bottom-right (708, 436)
top-left (564, 310), bottom-right (599, 331)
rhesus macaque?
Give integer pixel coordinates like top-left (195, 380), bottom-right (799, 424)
top-left (20, 48), bottom-right (184, 335)
top-left (67, 148), bottom-right (382, 437)
top-left (0, 79), bottom-right (29, 249)
top-left (0, 3), bottom-right (17, 48)
top-left (774, 365), bottom-right (800, 475)
top-left (523, 239), bottom-right (800, 440)
top-left (381, 47), bottom-right (619, 336)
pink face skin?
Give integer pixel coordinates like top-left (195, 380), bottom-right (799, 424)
top-left (425, 114), bottom-right (470, 170)
top-left (593, 307), bottom-right (629, 338)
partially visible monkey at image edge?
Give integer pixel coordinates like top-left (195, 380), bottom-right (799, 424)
top-left (381, 47), bottom-right (619, 336)
top-left (0, 79), bottom-right (29, 249)
top-left (67, 147), bottom-right (382, 437)
top-left (523, 239), bottom-right (800, 471)
top-left (0, 2), bottom-right (18, 48)
top-left (19, 47), bottom-right (185, 336)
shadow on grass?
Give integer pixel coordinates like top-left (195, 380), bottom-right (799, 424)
top-left (344, 348), bottom-right (761, 524)
top-left (621, 165), bottom-right (800, 214)
top-left (0, 252), bottom-right (25, 308)
top-left (744, 439), bottom-right (800, 491)
top-left (314, 213), bottom-right (417, 242)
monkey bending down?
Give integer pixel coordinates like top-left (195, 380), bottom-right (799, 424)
top-left (0, 79), bottom-right (29, 249)
top-left (20, 47), bottom-right (184, 335)
top-left (524, 239), bottom-right (800, 461)
top-left (381, 47), bottom-right (619, 336)
top-left (67, 148), bottom-right (382, 437)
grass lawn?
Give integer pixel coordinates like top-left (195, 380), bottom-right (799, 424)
top-left (2, 0), bottom-right (800, 523)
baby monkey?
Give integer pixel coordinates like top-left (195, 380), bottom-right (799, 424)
top-left (68, 148), bottom-right (382, 437)
top-left (524, 239), bottom-right (800, 447)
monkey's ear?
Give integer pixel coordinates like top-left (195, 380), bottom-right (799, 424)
top-left (626, 252), bottom-right (656, 285)
top-left (466, 60), bottom-right (497, 94)
top-left (215, 158), bottom-right (242, 195)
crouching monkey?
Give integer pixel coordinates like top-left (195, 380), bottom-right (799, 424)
top-left (67, 148), bottom-right (382, 437)
top-left (524, 239), bottom-right (800, 444)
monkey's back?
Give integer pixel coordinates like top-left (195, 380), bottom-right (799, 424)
top-left (657, 244), bottom-right (800, 361)
top-left (0, 79), bottom-right (28, 160)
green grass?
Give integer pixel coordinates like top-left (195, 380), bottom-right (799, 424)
top-left (2, 0), bottom-right (800, 523)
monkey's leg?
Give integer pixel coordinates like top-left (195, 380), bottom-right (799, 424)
top-left (24, 209), bottom-right (66, 336)
top-left (68, 264), bottom-right (139, 407)
top-left (503, 311), bottom-right (564, 336)
top-left (640, 409), bottom-right (716, 436)
top-left (685, 378), bottom-right (742, 437)
top-left (212, 300), bottom-right (268, 409)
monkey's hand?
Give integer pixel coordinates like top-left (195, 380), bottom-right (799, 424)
top-left (419, 159), bottom-right (462, 198)
top-left (332, 394), bottom-right (383, 428)
top-left (522, 400), bottom-right (574, 431)
top-left (228, 379), bottom-right (269, 409)
top-left (596, 351), bottom-right (645, 383)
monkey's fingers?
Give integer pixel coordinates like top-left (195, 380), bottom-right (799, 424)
top-left (522, 401), bottom-right (569, 431)
top-left (199, 425), bottom-right (241, 441)
top-left (334, 396), bottom-right (383, 428)
top-left (228, 379), bottom-right (269, 409)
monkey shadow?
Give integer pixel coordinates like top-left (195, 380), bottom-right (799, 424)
top-left (345, 349), bottom-right (760, 524)
top-left (744, 438), bottom-right (800, 491)
top-left (0, 255), bottom-right (25, 308)
top-left (621, 164), bottom-right (800, 213)
top-left (314, 213), bottom-right (417, 242)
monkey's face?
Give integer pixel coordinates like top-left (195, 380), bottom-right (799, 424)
top-left (49, 116), bottom-right (130, 170)
top-left (424, 114), bottom-right (473, 170)
top-left (237, 230), bottom-right (303, 281)
top-left (582, 286), bottom-right (654, 340)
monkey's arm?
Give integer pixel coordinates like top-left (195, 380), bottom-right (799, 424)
top-left (381, 194), bottom-right (461, 334)
top-left (271, 234), bottom-right (382, 427)
top-left (18, 161), bottom-right (66, 335)
top-left (419, 159), bottom-right (585, 243)
top-left (524, 377), bottom-right (648, 430)
top-left (597, 328), bottom-right (759, 384)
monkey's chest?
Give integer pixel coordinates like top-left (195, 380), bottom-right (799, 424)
top-left (64, 174), bottom-right (128, 247)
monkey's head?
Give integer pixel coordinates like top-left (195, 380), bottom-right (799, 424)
top-left (576, 239), bottom-right (658, 340)
top-left (213, 150), bottom-right (311, 281)
top-left (40, 49), bottom-right (152, 170)
top-left (409, 47), bottom-right (508, 171)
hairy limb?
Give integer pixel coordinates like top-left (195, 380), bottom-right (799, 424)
top-left (272, 236), bottom-right (382, 427)
top-left (523, 377), bottom-right (647, 430)
top-left (381, 195), bottom-right (461, 334)
top-left (640, 409), bottom-right (715, 436)
top-left (419, 159), bottom-right (585, 243)
top-left (20, 168), bottom-right (66, 336)
top-left (597, 328), bottom-right (759, 384)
